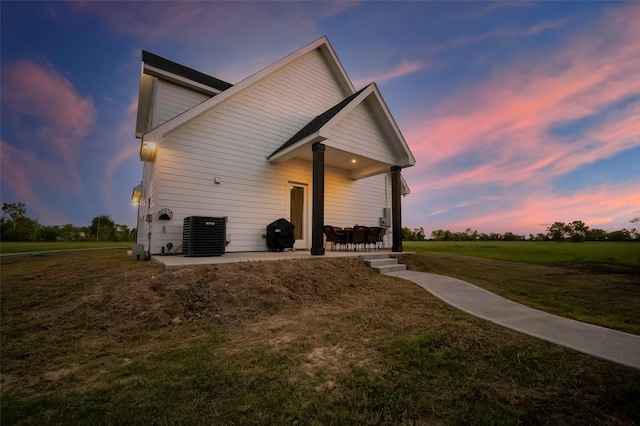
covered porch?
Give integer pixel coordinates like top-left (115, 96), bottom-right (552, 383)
top-left (267, 83), bottom-right (415, 256)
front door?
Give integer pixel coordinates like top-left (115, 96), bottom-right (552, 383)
top-left (288, 182), bottom-right (307, 249)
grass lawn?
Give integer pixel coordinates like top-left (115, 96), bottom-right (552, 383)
top-left (1, 250), bottom-right (639, 424)
top-left (398, 252), bottom-right (640, 335)
top-left (0, 241), bottom-right (133, 254)
top-left (402, 241), bottom-right (640, 266)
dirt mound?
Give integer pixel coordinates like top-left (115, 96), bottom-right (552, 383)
top-left (81, 258), bottom-right (378, 329)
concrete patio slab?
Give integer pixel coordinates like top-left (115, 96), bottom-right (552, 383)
top-left (151, 249), bottom-right (403, 269)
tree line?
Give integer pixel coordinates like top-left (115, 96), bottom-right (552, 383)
top-left (1, 202), bottom-right (135, 242)
top-left (403, 219), bottom-right (639, 242)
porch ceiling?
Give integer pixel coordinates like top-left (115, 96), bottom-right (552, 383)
top-left (284, 144), bottom-right (392, 179)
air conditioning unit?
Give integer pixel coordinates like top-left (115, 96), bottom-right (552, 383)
top-left (182, 216), bottom-right (226, 257)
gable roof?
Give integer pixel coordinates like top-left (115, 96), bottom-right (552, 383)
top-left (142, 36), bottom-right (354, 143)
top-left (142, 50), bottom-right (233, 93)
top-left (136, 51), bottom-right (234, 138)
top-left (270, 86), bottom-right (368, 159)
top-left (268, 82), bottom-right (415, 178)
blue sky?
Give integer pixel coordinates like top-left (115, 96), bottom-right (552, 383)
top-left (1, 1), bottom-right (638, 235)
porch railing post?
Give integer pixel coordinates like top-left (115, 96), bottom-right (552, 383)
top-left (311, 142), bottom-right (325, 255)
top-left (391, 166), bottom-right (403, 252)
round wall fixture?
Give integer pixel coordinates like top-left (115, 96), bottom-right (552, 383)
top-left (158, 208), bottom-right (173, 221)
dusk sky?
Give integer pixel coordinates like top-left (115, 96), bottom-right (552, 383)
top-left (1, 1), bottom-right (638, 236)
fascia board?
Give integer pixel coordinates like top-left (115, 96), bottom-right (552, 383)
top-left (368, 84), bottom-right (416, 166)
top-left (401, 174), bottom-right (411, 196)
top-left (135, 72), bottom-right (154, 139)
top-left (144, 36), bottom-right (336, 143)
top-left (318, 40), bottom-right (355, 94)
top-left (144, 64), bottom-right (222, 96)
top-left (268, 133), bottom-right (326, 163)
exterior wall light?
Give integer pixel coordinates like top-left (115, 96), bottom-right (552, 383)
top-left (131, 183), bottom-right (142, 206)
top-left (140, 141), bottom-right (157, 162)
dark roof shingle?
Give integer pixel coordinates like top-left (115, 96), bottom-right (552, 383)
top-left (142, 50), bottom-right (233, 92)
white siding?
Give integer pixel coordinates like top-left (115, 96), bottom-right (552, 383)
top-left (136, 160), bottom-right (157, 250)
top-left (151, 79), bottom-right (210, 128)
top-left (328, 100), bottom-right (396, 164)
top-left (145, 49), bottom-right (394, 254)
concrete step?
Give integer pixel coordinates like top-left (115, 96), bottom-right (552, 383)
top-left (373, 264), bottom-right (407, 273)
top-left (359, 253), bottom-right (407, 273)
top-left (364, 258), bottom-right (398, 268)
top-left (358, 253), bottom-right (394, 260)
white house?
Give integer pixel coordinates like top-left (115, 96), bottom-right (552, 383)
top-left (131, 36), bottom-right (415, 256)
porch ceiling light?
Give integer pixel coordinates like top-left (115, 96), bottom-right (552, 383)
top-left (351, 158), bottom-right (357, 164)
top-left (140, 141), bottom-right (157, 162)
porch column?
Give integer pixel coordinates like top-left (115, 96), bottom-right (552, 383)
top-left (311, 142), bottom-right (325, 255)
top-left (391, 166), bottom-right (403, 252)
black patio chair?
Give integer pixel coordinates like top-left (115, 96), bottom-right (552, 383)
top-left (366, 227), bottom-right (382, 251)
top-left (324, 225), bottom-right (347, 251)
top-left (350, 225), bottom-right (369, 251)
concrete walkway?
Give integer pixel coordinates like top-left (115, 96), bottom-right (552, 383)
top-left (386, 270), bottom-right (640, 371)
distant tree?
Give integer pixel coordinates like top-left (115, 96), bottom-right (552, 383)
top-left (2, 202), bottom-right (26, 240)
top-left (607, 229), bottom-right (633, 241)
top-left (567, 220), bottom-right (588, 242)
top-left (115, 224), bottom-right (134, 242)
top-left (431, 229), bottom-right (445, 241)
top-left (547, 222), bottom-right (567, 241)
top-left (61, 224), bottom-right (81, 241)
top-left (402, 227), bottom-right (425, 241)
top-left (586, 228), bottom-right (607, 241)
top-left (90, 215), bottom-right (116, 241)
top-left (502, 232), bottom-right (524, 241)
top-left (40, 225), bottom-right (61, 242)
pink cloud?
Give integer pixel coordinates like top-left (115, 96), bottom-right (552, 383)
top-left (0, 141), bottom-right (78, 224)
top-left (1, 59), bottom-right (96, 165)
top-left (402, 4), bottom-right (640, 233)
top-left (431, 18), bottom-right (565, 52)
top-left (443, 181), bottom-right (640, 235)
top-left (406, 4), bottom-right (640, 178)
top-left (352, 59), bottom-right (424, 88)
top-left (75, 1), bottom-right (357, 45)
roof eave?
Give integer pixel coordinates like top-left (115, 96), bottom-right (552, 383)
top-left (143, 64), bottom-right (223, 96)
top-left (135, 67), bottom-right (154, 139)
top-left (268, 132), bottom-right (327, 163)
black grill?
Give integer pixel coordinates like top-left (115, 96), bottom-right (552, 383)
top-left (266, 218), bottom-right (295, 251)
top-left (182, 216), bottom-right (226, 256)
